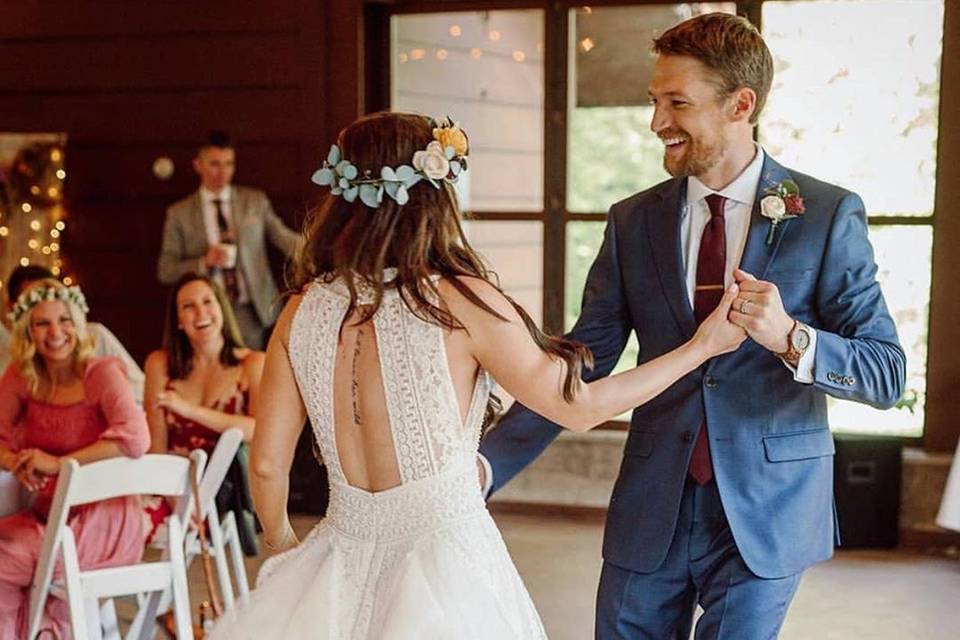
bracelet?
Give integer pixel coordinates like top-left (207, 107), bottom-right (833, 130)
top-left (263, 525), bottom-right (296, 550)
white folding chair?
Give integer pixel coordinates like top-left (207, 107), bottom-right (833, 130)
top-left (26, 451), bottom-right (205, 640)
top-left (129, 428), bottom-right (249, 637)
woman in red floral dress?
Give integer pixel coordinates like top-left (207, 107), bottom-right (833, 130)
top-left (142, 274), bottom-right (264, 552)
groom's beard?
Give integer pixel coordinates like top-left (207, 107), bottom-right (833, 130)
top-left (661, 131), bottom-right (725, 179)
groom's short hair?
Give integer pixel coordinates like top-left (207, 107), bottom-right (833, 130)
top-left (652, 12), bottom-right (773, 125)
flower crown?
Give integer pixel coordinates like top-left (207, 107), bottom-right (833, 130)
top-left (8, 284), bottom-right (89, 324)
top-left (311, 116), bottom-right (469, 208)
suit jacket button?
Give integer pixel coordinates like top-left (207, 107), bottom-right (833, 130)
top-left (681, 431), bottom-right (693, 443)
top-left (705, 375), bottom-right (718, 389)
top-left (849, 377), bottom-right (856, 385)
top-left (827, 372), bottom-right (837, 382)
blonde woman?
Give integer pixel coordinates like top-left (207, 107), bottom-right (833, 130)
top-left (0, 279), bottom-right (149, 639)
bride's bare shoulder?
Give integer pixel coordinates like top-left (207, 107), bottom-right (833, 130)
top-left (435, 275), bottom-right (519, 325)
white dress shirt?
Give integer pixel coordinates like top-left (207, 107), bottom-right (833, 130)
top-left (200, 186), bottom-right (250, 304)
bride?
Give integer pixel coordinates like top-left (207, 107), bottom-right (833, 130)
top-left (209, 112), bottom-right (745, 639)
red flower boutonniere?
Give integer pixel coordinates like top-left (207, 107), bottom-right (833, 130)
top-left (759, 179), bottom-right (805, 245)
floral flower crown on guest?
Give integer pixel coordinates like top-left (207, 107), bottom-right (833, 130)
top-left (8, 283), bottom-right (89, 324)
top-left (311, 116), bottom-right (469, 208)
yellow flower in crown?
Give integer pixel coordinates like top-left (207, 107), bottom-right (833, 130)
top-left (432, 118), bottom-right (469, 157)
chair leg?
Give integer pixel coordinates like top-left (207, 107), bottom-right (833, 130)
top-left (223, 512), bottom-right (250, 597)
top-left (61, 530), bottom-right (89, 639)
top-left (100, 598), bottom-right (121, 640)
top-left (127, 590), bottom-right (163, 640)
top-left (84, 597), bottom-right (104, 640)
top-left (168, 516), bottom-right (195, 640)
top-left (207, 510), bottom-right (235, 609)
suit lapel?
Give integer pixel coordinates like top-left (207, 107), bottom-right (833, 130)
top-left (648, 179), bottom-right (696, 338)
top-left (738, 155), bottom-right (796, 279)
top-left (190, 192), bottom-right (207, 247)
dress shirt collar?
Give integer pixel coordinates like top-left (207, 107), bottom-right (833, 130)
top-left (200, 185), bottom-right (232, 204)
top-left (685, 144), bottom-right (765, 212)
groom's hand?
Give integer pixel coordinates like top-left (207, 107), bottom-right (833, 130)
top-left (729, 268), bottom-right (794, 354)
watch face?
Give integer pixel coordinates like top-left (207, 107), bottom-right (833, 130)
top-left (792, 327), bottom-right (811, 351)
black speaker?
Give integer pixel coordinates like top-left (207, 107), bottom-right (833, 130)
top-left (833, 434), bottom-right (903, 548)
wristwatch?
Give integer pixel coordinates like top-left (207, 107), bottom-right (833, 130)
top-left (778, 320), bottom-right (811, 367)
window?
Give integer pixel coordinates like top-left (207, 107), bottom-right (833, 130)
top-left (384, 1), bottom-right (945, 436)
top-left (760, 0), bottom-right (944, 436)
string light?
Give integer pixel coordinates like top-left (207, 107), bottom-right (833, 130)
top-left (56, 169), bottom-right (66, 180)
top-left (513, 51), bottom-right (526, 62)
top-left (30, 219), bottom-right (41, 231)
top-left (0, 227), bottom-right (8, 237)
top-left (19, 258), bottom-right (29, 267)
top-left (28, 239), bottom-right (39, 249)
top-left (449, 25), bottom-right (461, 37)
top-left (470, 48), bottom-right (483, 59)
top-left (63, 277), bottom-right (73, 286)
top-left (21, 203), bottom-right (32, 213)
top-left (581, 38), bottom-right (595, 53)
top-left (399, 52), bottom-right (409, 64)
top-left (410, 48), bottom-right (426, 61)
top-left (488, 30), bottom-right (501, 41)
top-left (436, 48), bottom-right (448, 60)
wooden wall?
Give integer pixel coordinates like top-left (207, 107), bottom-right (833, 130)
top-left (0, 1), bottom-right (362, 363)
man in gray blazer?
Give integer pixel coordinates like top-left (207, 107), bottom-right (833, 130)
top-left (157, 132), bottom-right (300, 349)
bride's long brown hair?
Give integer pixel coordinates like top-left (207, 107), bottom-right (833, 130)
top-left (294, 111), bottom-right (592, 402)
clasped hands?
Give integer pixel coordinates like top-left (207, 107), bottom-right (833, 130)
top-left (728, 268), bottom-right (794, 355)
top-left (9, 448), bottom-right (61, 492)
top-left (697, 268), bottom-right (794, 358)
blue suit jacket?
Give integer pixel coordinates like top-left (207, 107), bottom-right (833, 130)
top-left (479, 156), bottom-right (905, 579)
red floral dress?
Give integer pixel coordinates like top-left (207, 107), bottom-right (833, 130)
top-left (142, 381), bottom-right (249, 544)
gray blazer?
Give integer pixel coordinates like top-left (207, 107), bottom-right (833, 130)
top-left (157, 186), bottom-right (301, 326)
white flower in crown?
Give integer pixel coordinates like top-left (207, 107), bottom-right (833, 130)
top-left (412, 141), bottom-right (450, 180)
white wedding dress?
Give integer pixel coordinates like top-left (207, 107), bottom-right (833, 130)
top-left (210, 275), bottom-right (547, 639)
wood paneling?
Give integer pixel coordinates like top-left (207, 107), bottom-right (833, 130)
top-left (0, 3), bottom-right (300, 40)
top-left (2, 1), bottom-right (364, 362)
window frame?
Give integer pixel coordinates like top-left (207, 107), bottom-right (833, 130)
top-left (368, 0), bottom-right (954, 447)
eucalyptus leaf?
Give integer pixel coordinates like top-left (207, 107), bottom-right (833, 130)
top-left (449, 160), bottom-right (461, 176)
top-left (381, 166), bottom-right (397, 182)
top-left (359, 184), bottom-right (380, 208)
top-left (311, 168), bottom-right (335, 186)
top-left (331, 186), bottom-right (343, 196)
top-left (384, 181), bottom-right (399, 199)
top-left (377, 185), bottom-right (385, 202)
top-left (335, 160), bottom-right (352, 176)
top-left (327, 145), bottom-right (340, 165)
top-left (395, 165), bottom-right (415, 182)
top-left (342, 164), bottom-right (358, 180)
top-left (402, 174), bottom-right (423, 189)
top-left (338, 177), bottom-right (351, 190)
top-left (395, 185), bottom-right (409, 205)
top-left (343, 186), bottom-right (359, 203)
top-left (444, 145), bottom-right (456, 160)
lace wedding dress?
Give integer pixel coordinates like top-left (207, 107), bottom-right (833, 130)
top-left (210, 275), bottom-right (547, 639)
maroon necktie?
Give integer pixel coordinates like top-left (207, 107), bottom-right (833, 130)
top-left (689, 193), bottom-right (726, 485)
top-left (213, 198), bottom-right (239, 301)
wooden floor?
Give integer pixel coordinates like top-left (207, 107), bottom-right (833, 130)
top-left (168, 511), bottom-right (960, 639)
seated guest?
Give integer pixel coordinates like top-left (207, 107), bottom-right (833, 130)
top-left (143, 273), bottom-right (264, 554)
top-left (0, 279), bottom-right (149, 639)
top-left (1, 265), bottom-right (145, 404)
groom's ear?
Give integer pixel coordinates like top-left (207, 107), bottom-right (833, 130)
top-left (729, 87), bottom-right (757, 124)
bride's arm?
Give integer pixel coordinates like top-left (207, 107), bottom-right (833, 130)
top-left (446, 277), bottom-right (745, 432)
top-left (250, 295), bottom-right (307, 550)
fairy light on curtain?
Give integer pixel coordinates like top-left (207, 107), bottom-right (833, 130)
top-left (0, 136), bottom-right (70, 294)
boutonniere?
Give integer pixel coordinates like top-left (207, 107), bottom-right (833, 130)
top-left (759, 179), bottom-right (805, 245)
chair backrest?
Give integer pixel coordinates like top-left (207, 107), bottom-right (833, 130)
top-left (197, 427), bottom-right (244, 517)
top-left (28, 451), bottom-right (206, 637)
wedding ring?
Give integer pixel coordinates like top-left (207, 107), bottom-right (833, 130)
top-left (739, 299), bottom-right (751, 315)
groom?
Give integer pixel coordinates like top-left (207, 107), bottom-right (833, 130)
top-left (479, 13), bottom-right (905, 639)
